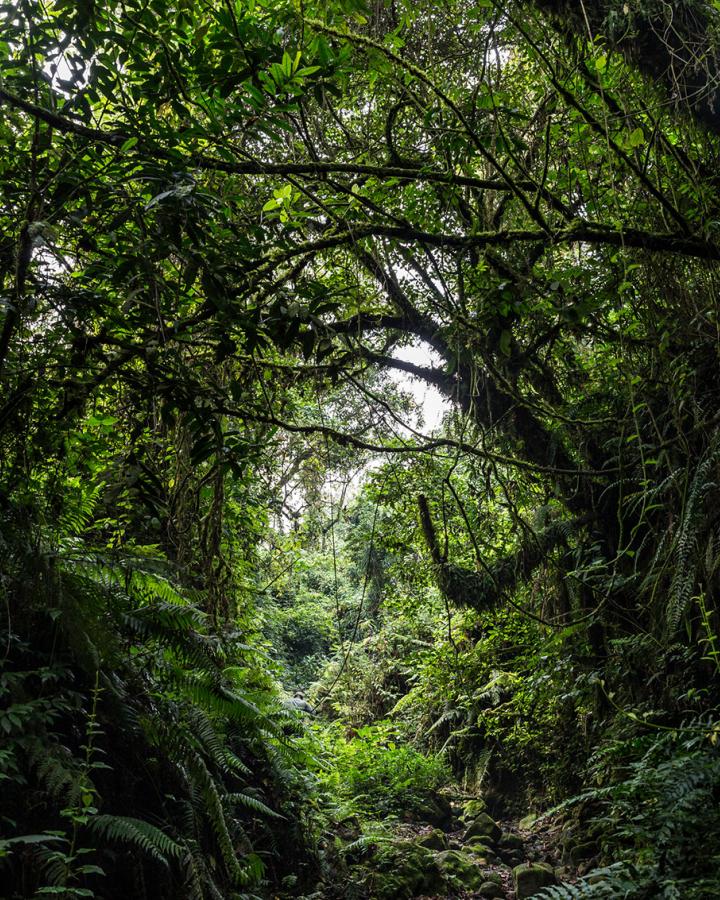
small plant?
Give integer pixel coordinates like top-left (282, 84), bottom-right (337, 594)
top-left (697, 592), bottom-right (720, 678)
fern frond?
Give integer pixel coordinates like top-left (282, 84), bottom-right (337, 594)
top-left (28, 743), bottom-right (85, 806)
top-left (185, 753), bottom-right (242, 883)
top-left (86, 815), bottom-right (183, 865)
top-left (225, 791), bottom-right (283, 819)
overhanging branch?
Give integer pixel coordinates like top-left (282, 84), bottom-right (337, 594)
top-left (0, 87), bottom-right (529, 193)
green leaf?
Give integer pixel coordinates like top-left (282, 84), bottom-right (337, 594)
top-left (626, 127), bottom-right (645, 148)
top-left (119, 136), bottom-right (139, 153)
top-left (498, 329), bottom-right (512, 357)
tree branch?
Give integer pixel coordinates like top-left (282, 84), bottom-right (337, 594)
top-left (0, 87), bottom-right (531, 192)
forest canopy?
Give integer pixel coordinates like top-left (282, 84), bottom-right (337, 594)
top-left (1, 1), bottom-right (720, 898)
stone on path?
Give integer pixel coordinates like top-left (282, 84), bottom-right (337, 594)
top-left (461, 797), bottom-right (488, 821)
top-left (513, 861), bottom-right (558, 898)
top-left (414, 828), bottom-right (448, 851)
top-left (435, 848), bottom-right (487, 891)
top-left (463, 811), bottom-right (502, 843)
top-left (498, 832), bottom-right (524, 852)
top-left (479, 881), bottom-right (506, 898)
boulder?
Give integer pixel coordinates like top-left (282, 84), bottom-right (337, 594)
top-left (414, 828), bottom-right (448, 851)
top-left (409, 791), bottom-right (453, 829)
top-left (567, 840), bottom-right (600, 864)
top-left (518, 812), bottom-right (538, 830)
top-left (369, 841), bottom-right (446, 899)
top-left (498, 832), bottom-right (524, 852)
top-left (463, 812), bottom-right (502, 844)
top-left (461, 797), bottom-right (488, 820)
top-left (497, 831), bottom-right (525, 865)
top-left (436, 849), bottom-right (486, 891)
top-left (479, 881), bottom-right (506, 898)
top-left (513, 862), bottom-right (557, 898)
top-left (465, 839), bottom-right (499, 862)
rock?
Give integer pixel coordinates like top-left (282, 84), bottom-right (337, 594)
top-left (480, 871), bottom-right (503, 885)
top-left (414, 828), bottom-right (448, 851)
top-left (335, 812), bottom-right (361, 843)
top-left (498, 832), bottom-right (525, 852)
top-left (518, 812), bottom-right (538, 830)
top-left (567, 840), bottom-right (600, 864)
top-left (513, 862), bottom-right (557, 898)
top-left (436, 849), bottom-right (486, 891)
top-left (369, 841), bottom-right (446, 899)
top-left (461, 797), bottom-right (488, 820)
top-left (410, 791), bottom-right (453, 829)
top-left (479, 881), bottom-right (506, 898)
top-left (463, 812), bottom-right (502, 844)
top-left (464, 839), bottom-right (499, 862)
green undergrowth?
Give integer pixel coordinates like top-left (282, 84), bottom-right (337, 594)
top-left (0, 530), bottom-right (322, 900)
top-left (537, 720), bottom-right (720, 898)
top-left (308, 720), bottom-right (451, 821)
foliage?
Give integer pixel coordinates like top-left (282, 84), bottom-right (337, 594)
top-left (0, 520), bottom-right (319, 899)
top-left (2, 0), bottom-right (720, 895)
top-left (537, 722), bottom-right (720, 899)
top-left (312, 721), bottom-right (451, 820)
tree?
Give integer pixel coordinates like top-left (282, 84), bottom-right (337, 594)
top-left (2, 1), bottom-right (720, 896)
top-left (2, 0), bottom-right (720, 639)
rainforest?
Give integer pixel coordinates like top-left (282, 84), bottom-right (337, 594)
top-left (2, 1), bottom-right (720, 898)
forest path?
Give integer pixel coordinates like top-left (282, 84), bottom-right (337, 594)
top-left (357, 792), bottom-right (583, 899)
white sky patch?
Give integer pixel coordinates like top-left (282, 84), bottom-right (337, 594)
top-left (391, 341), bottom-right (451, 433)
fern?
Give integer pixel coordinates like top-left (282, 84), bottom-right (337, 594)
top-left (541, 723), bottom-right (720, 899)
top-left (226, 791), bottom-right (284, 819)
top-left (1, 532), bottom-right (305, 900)
top-left (666, 447), bottom-right (720, 634)
top-left (86, 815), bottom-right (184, 866)
top-left (185, 752), bottom-right (243, 883)
top-left (29, 743), bottom-right (86, 807)
top-left (536, 863), bottom-right (652, 898)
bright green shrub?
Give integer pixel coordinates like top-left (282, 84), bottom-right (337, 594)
top-left (317, 721), bottom-right (451, 819)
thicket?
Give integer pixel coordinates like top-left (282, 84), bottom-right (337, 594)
top-left (2, 0), bottom-right (720, 897)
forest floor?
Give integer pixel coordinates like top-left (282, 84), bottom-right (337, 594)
top-left (342, 791), bottom-right (586, 899)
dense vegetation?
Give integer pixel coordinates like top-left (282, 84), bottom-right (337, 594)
top-left (2, 0), bottom-right (720, 897)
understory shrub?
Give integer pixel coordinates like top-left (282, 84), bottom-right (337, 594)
top-left (538, 719), bottom-right (720, 899)
top-left (315, 721), bottom-right (451, 819)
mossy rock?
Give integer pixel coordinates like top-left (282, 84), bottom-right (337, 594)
top-left (436, 848), bottom-right (486, 891)
top-left (461, 797), bottom-right (488, 820)
top-left (414, 828), bottom-right (448, 851)
top-left (498, 832), bottom-right (524, 852)
top-left (480, 871), bottom-right (503, 886)
top-left (513, 862), bottom-right (557, 898)
top-left (368, 841), bottom-right (446, 899)
top-left (479, 882), bottom-right (506, 898)
top-left (408, 791), bottom-right (453, 829)
top-left (464, 812), bottom-right (502, 844)
top-left (567, 840), bottom-right (600, 864)
top-left (465, 839), bottom-right (499, 863)
top-left (518, 812), bottom-right (538, 831)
